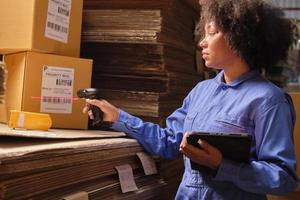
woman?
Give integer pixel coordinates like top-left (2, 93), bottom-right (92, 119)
top-left (84, 0), bottom-right (299, 199)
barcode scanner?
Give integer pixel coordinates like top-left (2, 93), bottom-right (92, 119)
top-left (77, 88), bottom-right (103, 126)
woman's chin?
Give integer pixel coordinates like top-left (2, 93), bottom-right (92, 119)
top-left (205, 63), bottom-right (220, 70)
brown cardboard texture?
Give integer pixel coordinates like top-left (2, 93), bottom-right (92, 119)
top-left (1, 51), bottom-right (92, 129)
top-left (0, 123), bottom-right (125, 139)
top-left (0, 0), bottom-right (83, 57)
top-left (290, 93), bottom-right (300, 188)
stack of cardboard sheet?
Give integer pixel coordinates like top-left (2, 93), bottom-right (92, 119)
top-left (81, 0), bottom-right (201, 126)
top-left (83, 0), bottom-right (200, 11)
top-left (158, 157), bottom-right (184, 200)
top-left (0, 61), bottom-right (6, 104)
top-left (0, 124), bottom-right (171, 199)
top-left (82, 8), bottom-right (195, 52)
top-left (91, 89), bottom-right (184, 126)
top-left (82, 43), bottom-right (197, 75)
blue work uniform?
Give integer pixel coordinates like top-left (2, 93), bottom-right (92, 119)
top-left (111, 70), bottom-right (299, 200)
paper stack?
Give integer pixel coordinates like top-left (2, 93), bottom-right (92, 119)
top-left (0, 125), bottom-right (170, 199)
top-left (81, 0), bottom-right (201, 126)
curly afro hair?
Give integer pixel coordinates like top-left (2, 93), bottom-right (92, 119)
top-left (197, 0), bottom-right (293, 69)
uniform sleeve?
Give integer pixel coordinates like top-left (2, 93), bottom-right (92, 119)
top-left (214, 99), bottom-right (299, 195)
top-left (110, 90), bottom-right (194, 159)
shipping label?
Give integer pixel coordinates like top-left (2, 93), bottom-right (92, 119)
top-left (45, 0), bottom-right (72, 43)
top-left (40, 65), bottom-right (74, 114)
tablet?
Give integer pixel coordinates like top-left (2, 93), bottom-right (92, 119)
top-left (186, 132), bottom-right (252, 172)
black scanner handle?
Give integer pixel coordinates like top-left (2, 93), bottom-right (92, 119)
top-left (90, 105), bottom-right (103, 126)
top-left (77, 88), bottom-right (104, 126)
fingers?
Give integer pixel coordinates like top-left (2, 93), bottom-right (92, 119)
top-left (82, 102), bottom-right (94, 120)
top-left (87, 110), bottom-right (94, 120)
top-left (82, 103), bottom-right (90, 114)
top-left (180, 139), bottom-right (209, 161)
top-left (180, 133), bottom-right (208, 158)
top-left (180, 133), bottom-right (223, 170)
top-left (179, 133), bottom-right (189, 151)
top-left (82, 99), bottom-right (101, 120)
top-left (86, 99), bottom-right (111, 113)
top-left (84, 98), bottom-right (119, 122)
top-left (86, 99), bottom-right (104, 109)
top-left (197, 139), bottom-right (211, 154)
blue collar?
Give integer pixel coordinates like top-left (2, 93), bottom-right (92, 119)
top-left (214, 70), bottom-right (260, 87)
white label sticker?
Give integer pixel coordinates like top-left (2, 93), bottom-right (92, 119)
top-left (40, 65), bottom-right (74, 114)
top-left (17, 112), bottom-right (25, 128)
top-left (45, 0), bottom-right (72, 43)
top-left (115, 164), bottom-right (138, 193)
top-left (136, 152), bottom-right (158, 175)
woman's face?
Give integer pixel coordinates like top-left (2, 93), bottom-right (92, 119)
top-left (198, 21), bottom-right (237, 69)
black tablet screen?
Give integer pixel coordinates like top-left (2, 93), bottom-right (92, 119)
top-left (186, 132), bottom-right (252, 172)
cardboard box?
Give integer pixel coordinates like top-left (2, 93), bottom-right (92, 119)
top-left (0, 0), bottom-right (83, 57)
top-left (1, 51), bottom-right (92, 129)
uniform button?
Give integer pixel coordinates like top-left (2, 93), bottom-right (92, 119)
top-left (221, 85), bottom-right (228, 90)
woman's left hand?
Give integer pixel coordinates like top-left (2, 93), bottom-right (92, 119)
top-left (180, 133), bottom-right (223, 170)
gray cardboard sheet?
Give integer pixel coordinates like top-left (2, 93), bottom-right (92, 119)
top-left (0, 137), bottom-right (138, 160)
top-left (0, 123), bottom-right (126, 139)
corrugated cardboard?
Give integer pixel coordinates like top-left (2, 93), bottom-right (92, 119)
top-left (1, 51), bottom-right (92, 129)
top-left (0, 123), bottom-right (125, 139)
top-left (290, 92), bottom-right (300, 191)
top-left (0, 0), bottom-right (83, 57)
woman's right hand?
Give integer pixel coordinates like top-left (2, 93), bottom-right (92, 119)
top-left (83, 99), bottom-right (119, 123)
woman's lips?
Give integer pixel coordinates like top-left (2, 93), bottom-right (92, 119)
top-left (202, 51), bottom-right (209, 55)
top-left (202, 52), bottom-right (209, 59)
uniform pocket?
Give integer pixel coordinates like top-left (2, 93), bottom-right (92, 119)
top-left (214, 114), bottom-right (252, 134)
top-left (183, 170), bottom-right (205, 187)
top-left (184, 112), bottom-right (198, 131)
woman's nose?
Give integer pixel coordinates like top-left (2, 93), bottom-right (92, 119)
top-left (198, 37), bottom-right (207, 49)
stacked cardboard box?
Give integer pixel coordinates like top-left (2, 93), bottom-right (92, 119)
top-left (0, 0), bottom-right (93, 129)
top-left (0, 0), bottom-right (82, 57)
top-left (0, 126), bottom-right (170, 200)
top-left (81, 0), bottom-right (201, 126)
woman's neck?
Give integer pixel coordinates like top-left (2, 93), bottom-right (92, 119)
top-left (223, 60), bottom-right (250, 84)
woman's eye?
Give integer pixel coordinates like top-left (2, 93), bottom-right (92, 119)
top-left (208, 31), bottom-right (218, 36)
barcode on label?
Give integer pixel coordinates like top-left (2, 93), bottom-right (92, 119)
top-left (56, 79), bottom-right (72, 86)
top-left (42, 96), bottom-right (72, 104)
top-left (47, 22), bottom-right (68, 33)
top-left (58, 7), bottom-right (70, 16)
